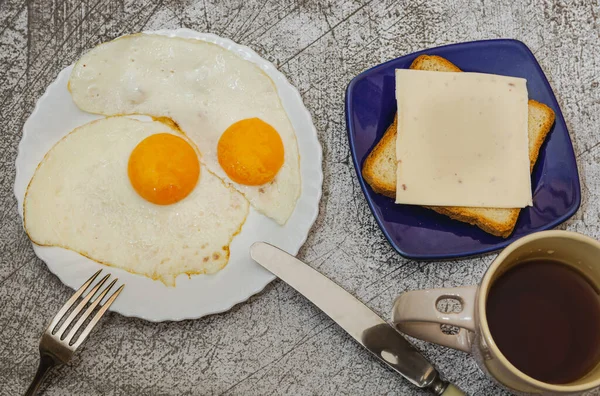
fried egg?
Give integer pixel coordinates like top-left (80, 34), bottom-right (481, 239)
top-left (68, 34), bottom-right (301, 225)
top-left (24, 117), bottom-right (249, 286)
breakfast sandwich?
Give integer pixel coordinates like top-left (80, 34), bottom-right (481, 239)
top-left (362, 55), bottom-right (555, 237)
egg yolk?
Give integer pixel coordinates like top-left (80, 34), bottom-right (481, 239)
top-left (128, 133), bottom-right (200, 205)
top-left (217, 118), bottom-right (284, 186)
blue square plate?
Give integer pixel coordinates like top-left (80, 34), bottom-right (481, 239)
top-left (345, 39), bottom-right (581, 259)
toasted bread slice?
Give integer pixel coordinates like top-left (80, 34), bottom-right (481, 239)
top-left (362, 55), bottom-right (556, 238)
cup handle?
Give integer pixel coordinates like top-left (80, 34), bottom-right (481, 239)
top-left (391, 286), bottom-right (478, 353)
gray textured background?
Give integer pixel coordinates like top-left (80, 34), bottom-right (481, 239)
top-left (1, 1), bottom-right (599, 395)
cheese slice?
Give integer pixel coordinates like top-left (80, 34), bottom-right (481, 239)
top-left (394, 69), bottom-right (532, 208)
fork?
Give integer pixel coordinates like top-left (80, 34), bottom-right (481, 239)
top-left (24, 270), bottom-right (124, 396)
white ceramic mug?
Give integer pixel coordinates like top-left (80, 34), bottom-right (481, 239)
top-left (392, 230), bottom-right (600, 395)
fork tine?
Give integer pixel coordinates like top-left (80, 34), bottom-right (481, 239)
top-left (64, 278), bottom-right (117, 344)
top-left (68, 282), bottom-right (124, 349)
top-left (48, 269), bottom-right (102, 333)
top-left (55, 274), bottom-right (110, 339)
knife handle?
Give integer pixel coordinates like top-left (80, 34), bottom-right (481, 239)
top-left (440, 384), bottom-right (465, 396)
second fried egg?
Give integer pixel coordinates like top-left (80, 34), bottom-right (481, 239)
top-left (24, 117), bottom-right (249, 286)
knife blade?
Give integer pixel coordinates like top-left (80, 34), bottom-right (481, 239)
top-left (250, 242), bottom-right (464, 396)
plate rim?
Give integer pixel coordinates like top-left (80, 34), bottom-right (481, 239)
top-left (345, 38), bottom-right (581, 260)
top-left (14, 28), bottom-right (323, 321)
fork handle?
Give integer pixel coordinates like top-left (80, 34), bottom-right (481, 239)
top-left (24, 354), bottom-right (58, 396)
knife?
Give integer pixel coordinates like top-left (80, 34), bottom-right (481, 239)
top-left (250, 242), bottom-right (464, 396)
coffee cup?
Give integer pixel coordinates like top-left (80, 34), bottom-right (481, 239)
top-left (392, 230), bottom-right (600, 394)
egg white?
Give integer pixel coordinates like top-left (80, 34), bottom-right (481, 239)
top-left (68, 34), bottom-right (301, 225)
top-left (23, 117), bottom-right (249, 286)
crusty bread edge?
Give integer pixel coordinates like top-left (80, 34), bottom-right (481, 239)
top-left (409, 54), bottom-right (462, 72)
top-left (527, 99), bottom-right (556, 172)
top-left (362, 115), bottom-right (397, 198)
top-left (427, 206), bottom-right (520, 238)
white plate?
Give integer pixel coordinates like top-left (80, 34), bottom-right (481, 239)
top-left (13, 29), bottom-right (322, 322)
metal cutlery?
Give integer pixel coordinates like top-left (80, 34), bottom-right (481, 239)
top-left (24, 270), bottom-right (124, 396)
top-left (250, 242), bottom-right (464, 396)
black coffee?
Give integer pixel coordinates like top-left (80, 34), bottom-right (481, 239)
top-left (486, 260), bottom-right (600, 384)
